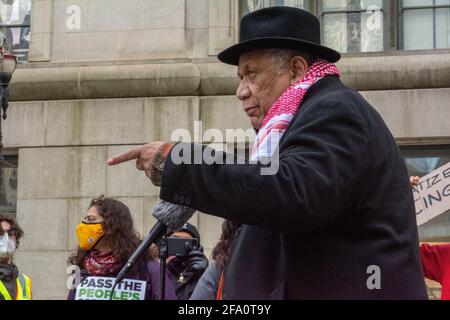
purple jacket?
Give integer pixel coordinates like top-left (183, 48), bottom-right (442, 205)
top-left (67, 260), bottom-right (177, 300)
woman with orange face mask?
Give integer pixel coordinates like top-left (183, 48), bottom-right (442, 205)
top-left (67, 195), bottom-right (176, 300)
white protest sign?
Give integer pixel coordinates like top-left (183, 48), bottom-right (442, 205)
top-left (75, 276), bottom-right (146, 300)
top-left (413, 162), bottom-right (450, 226)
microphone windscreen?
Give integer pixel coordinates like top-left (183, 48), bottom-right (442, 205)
top-left (152, 200), bottom-right (196, 230)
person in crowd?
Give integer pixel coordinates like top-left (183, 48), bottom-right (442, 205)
top-left (67, 195), bottom-right (176, 300)
top-left (0, 215), bottom-right (32, 300)
top-left (151, 223), bottom-right (208, 300)
top-left (190, 220), bottom-right (240, 300)
top-left (108, 7), bottom-right (427, 299)
top-left (410, 175), bottom-right (450, 300)
top-left (420, 241), bottom-right (450, 300)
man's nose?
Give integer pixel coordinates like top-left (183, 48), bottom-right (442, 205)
top-left (236, 80), bottom-right (251, 101)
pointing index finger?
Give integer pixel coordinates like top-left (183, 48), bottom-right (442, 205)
top-left (107, 147), bottom-right (142, 166)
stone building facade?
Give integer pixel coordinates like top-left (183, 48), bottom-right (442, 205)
top-left (1, 0), bottom-right (449, 299)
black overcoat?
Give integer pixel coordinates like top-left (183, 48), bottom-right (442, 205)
top-left (160, 76), bottom-right (428, 299)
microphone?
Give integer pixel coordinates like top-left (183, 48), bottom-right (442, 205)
top-left (114, 200), bottom-right (195, 284)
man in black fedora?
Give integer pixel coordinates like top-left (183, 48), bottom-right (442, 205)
top-left (108, 6), bottom-right (427, 299)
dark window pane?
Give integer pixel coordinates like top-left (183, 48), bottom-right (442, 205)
top-left (401, 146), bottom-right (450, 176)
top-left (0, 155), bottom-right (17, 217)
top-left (0, 26), bottom-right (29, 62)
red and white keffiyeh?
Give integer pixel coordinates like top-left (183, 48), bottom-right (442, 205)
top-left (251, 60), bottom-right (340, 161)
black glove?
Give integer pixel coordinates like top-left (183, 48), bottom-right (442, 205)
top-left (182, 247), bottom-right (209, 279)
top-left (167, 246), bottom-right (209, 280)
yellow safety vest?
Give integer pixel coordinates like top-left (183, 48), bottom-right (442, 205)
top-left (0, 273), bottom-right (32, 300)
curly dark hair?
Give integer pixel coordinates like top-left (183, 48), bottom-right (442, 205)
top-left (69, 195), bottom-right (143, 268)
top-left (211, 220), bottom-right (240, 272)
top-left (0, 215), bottom-right (24, 249)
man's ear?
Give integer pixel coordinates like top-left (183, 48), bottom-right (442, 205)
top-left (291, 56), bottom-right (309, 82)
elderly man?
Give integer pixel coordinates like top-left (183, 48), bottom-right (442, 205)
top-left (109, 7), bottom-right (427, 299)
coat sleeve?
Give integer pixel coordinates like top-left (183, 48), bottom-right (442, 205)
top-left (146, 260), bottom-right (178, 300)
top-left (189, 262), bottom-right (221, 300)
top-left (160, 98), bottom-right (368, 234)
top-left (67, 288), bottom-right (76, 300)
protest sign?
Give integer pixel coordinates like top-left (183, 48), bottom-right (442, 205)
top-left (75, 276), bottom-right (146, 300)
top-left (413, 162), bottom-right (450, 226)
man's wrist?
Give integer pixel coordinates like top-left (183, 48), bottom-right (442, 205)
top-left (150, 142), bottom-right (174, 186)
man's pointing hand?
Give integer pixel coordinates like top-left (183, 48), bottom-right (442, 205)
top-left (107, 142), bottom-right (165, 179)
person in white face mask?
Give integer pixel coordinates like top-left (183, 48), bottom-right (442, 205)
top-left (0, 215), bottom-right (32, 300)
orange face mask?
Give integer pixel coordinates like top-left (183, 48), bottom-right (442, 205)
top-left (76, 222), bottom-right (104, 251)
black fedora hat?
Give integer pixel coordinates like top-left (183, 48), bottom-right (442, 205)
top-left (218, 6), bottom-right (341, 65)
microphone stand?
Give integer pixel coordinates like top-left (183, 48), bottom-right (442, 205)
top-left (114, 221), bottom-right (167, 294)
top-left (113, 200), bottom-right (196, 300)
top-left (158, 230), bottom-right (168, 300)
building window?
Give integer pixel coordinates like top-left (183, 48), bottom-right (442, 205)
top-left (0, 0), bottom-right (31, 63)
top-left (401, 146), bottom-right (450, 242)
top-left (240, 0), bottom-right (386, 53)
top-left (240, 0), bottom-right (314, 16)
top-left (320, 0), bottom-right (385, 53)
top-left (401, 0), bottom-right (450, 50)
top-left (0, 155), bottom-right (17, 218)
top-left (240, 0), bottom-right (450, 54)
